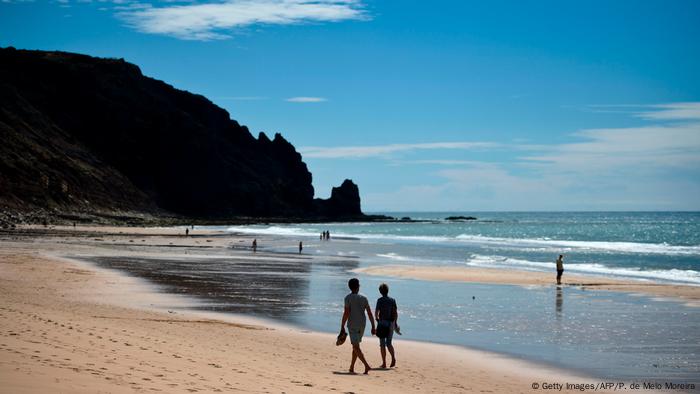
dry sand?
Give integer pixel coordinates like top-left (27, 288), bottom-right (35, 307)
top-left (354, 265), bottom-right (700, 306)
top-left (1, 226), bottom-right (622, 393)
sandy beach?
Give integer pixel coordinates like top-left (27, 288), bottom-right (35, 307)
top-left (353, 265), bottom-right (700, 306)
top-left (0, 225), bottom-right (622, 394)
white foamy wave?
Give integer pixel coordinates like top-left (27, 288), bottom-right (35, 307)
top-left (376, 252), bottom-right (411, 261)
top-left (224, 226), bottom-right (451, 243)
top-left (225, 225), bottom-right (320, 238)
top-left (222, 225), bottom-right (700, 256)
top-left (464, 254), bottom-right (700, 285)
top-left (455, 235), bottom-right (700, 256)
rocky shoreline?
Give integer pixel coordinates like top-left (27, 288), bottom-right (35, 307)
top-left (0, 206), bottom-right (405, 230)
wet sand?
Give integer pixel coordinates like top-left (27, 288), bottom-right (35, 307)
top-left (354, 265), bottom-right (700, 306)
top-left (0, 225), bottom-right (605, 393)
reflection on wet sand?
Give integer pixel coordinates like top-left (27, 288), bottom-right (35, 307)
top-left (88, 255), bottom-right (358, 321)
top-left (556, 287), bottom-right (563, 317)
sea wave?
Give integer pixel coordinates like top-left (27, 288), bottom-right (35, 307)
top-left (223, 225), bottom-right (700, 256)
top-left (225, 225), bottom-right (321, 238)
top-left (455, 234), bottom-right (700, 256)
top-left (464, 254), bottom-right (700, 285)
top-left (225, 225), bottom-right (451, 243)
top-left (376, 252), bottom-right (411, 261)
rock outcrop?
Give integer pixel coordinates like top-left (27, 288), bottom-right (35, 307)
top-left (0, 47), bottom-right (363, 221)
top-left (314, 179), bottom-right (362, 219)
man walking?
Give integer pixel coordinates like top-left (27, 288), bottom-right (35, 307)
top-left (340, 278), bottom-right (376, 374)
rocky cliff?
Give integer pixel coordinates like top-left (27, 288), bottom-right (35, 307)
top-left (0, 47), bottom-right (363, 221)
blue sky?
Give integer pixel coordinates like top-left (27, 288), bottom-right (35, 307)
top-left (2, 0), bottom-right (699, 211)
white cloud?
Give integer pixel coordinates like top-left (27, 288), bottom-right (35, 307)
top-left (300, 141), bottom-right (498, 159)
top-left (522, 124), bottom-right (700, 171)
top-left (358, 102), bottom-right (700, 211)
top-left (285, 96), bottom-right (327, 103)
top-left (118, 0), bottom-right (367, 40)
top-left (636, 102), bottom-right (700, 121)
top-left (569, 102), bottom-right (700, 121)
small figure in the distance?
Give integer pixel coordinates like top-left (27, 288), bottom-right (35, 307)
top-left (299, 241), bottom-right (303, 254)
top-left (185, 228), bottom-right (189, 237)
top-left (252, 239), bottom-right (257, 253)
top-left (556, 254), bottom-right (564, 285)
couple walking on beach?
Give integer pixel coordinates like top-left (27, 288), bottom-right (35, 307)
top-left (339, 278), bottom-right (399, 374)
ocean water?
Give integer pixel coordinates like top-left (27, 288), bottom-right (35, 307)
top-left (225, 211), bottom-right (700, 284)
top-left (85, 212), bottom-right (700, 381)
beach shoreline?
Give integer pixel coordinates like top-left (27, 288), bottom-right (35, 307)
top-left (352, 265), bottom-right (700, 307)
top-left (0, 225), bottom-right (617, 393)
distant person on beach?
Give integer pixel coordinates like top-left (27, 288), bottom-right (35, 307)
top-left (556, 254), bottom-right (564, 285)
top-left (185, 228), bottom-right (189, 237)
top-left (252, 239), bottom-right (257, 253)
top-left (340, 278), bottom-right (376, 374)
top-left (299, 241), bottom-right (303, 254)
top-left (375, 283), bottom-right (398, 368)
top-left (327, 231), bottom-right (331, 240)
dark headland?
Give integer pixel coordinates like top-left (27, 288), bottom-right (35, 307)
top-left (0, 47), bottom-right (393, 226)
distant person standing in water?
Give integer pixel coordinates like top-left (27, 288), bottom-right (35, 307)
top-left (556, 254), bottom-right (564, 285)
top-left (340, 278), bottom-right (376, 374)
top-left (252, 239), bottom-right (257, 253)
top-left (375, 283), bottom-right (398, 368)
top-left (298, 241), bottom-right (303, 254)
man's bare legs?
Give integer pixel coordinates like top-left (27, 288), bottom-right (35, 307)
top-left (380, 346), bottom-right (387, 368)
top-left (349, 344), bottom-right (371, 374)
top-left (350, 346), bottom-right (358, 373)
top-left (387, 344), bottom-right (396, 367)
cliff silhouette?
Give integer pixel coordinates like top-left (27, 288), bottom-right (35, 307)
top-left (0, 47), bottom-right (364, 222)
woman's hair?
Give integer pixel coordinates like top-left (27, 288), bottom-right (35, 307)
top-left (379, 283), bottom-right (389, 296)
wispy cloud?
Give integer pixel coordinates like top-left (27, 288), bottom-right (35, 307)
top-left (404, 159), bottom-right (488, 166)
top-left (117, 0), bottom-right (367, 40)
top-left (636, 102), bottom-right (700, 121)
top-left (216, 96), bottom-right (268, 101)
top-left (301, 141), bottom-right (498, 159)
top-left (567, 102), bottom-right (700, 121)
top-left (523, 125), bottom-right (700, 170)
top-left (522, 103), bottom-right (700, 172)
top-left (360, 102), bottom-right (700, 210)
top-left (285, 96), bottom-right (327, 103)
